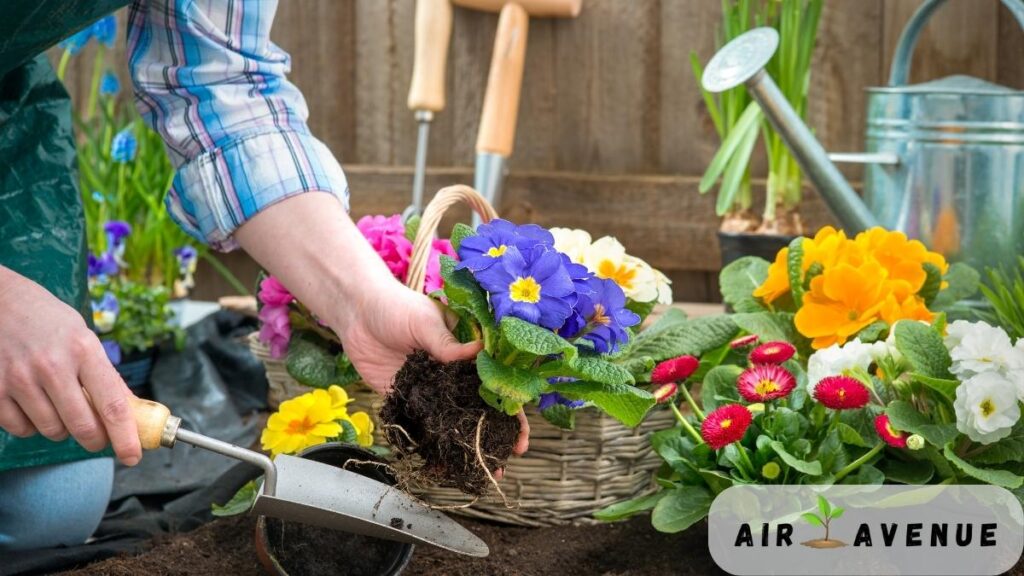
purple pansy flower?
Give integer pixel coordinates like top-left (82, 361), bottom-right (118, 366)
top-left (91, 293), bottom-right (119, 333)
top-left (104, 220), bottom-right (132, 267)
top-left (88, 252), bottom-right (119, 278)
top-left (473, 244), bottom-right (576, 330)
top-left (538, 392), bottom-right (584, 411)
top-left (101, 340), bottom-right (122, 366)
top-left (561, 277), bottom-right (639, 354)
top-left (174, 245), bottom-right (198, 271)
top-left (457, 219), bottom-right (554, 272)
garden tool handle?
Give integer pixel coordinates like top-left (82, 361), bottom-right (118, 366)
top-left (452, 0), bottom-right (581, 17)
top-left (475, 2), bottom-right (529, 157)
top-left (889, 0), bottom-right (1024, 86)
top-left (82, 390), bottom-right (179, 450)
top-left (408, 0), bottom-right (453, 113)
top-left (406, 185), bottom-right (498, 292)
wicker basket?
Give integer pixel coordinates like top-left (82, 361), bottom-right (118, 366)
top-left (250, 185), bottom-right (674, 526)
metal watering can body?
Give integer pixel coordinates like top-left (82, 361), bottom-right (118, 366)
top-left (702, 0), bottom-right (1024, 273)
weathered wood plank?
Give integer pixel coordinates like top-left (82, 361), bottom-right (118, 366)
top-left (997, 0), bottom-right (1024, 89)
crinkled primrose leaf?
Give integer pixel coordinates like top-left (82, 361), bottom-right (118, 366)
top-left (476, 351), bottom-right (546, 416)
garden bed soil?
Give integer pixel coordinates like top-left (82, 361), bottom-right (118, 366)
top-left (60, 514), bottom-right (724, 576)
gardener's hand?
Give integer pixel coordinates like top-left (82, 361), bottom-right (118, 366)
top-left (234, 194), bottom-right (530, 456)
top-left (0, 266), bottom-right (143, 466)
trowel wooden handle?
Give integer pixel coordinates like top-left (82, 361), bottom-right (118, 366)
top-left (130, 396), bottom-right (175, 450)
top-left (476, 2), bottom-right (529, 156)
top-left (408, 0), bottom-right (453, 113)
top-left (83, 389), bottom-right (175, 450)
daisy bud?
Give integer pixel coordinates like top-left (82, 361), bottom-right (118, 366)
top-left (651, 355), bottom-right (699, 385)
top-left (761, 461), bottom-right (781, 480)
top-left (749, 341), bottom-right (797, 364)
top-left (874, 414), bottom-right (908, 448)
top-left (653, 382), bottom-right (678, 404)
top-left (730, 334), bottom-right (760, 350)
top-left (906, 434), bottom-right (925, 451)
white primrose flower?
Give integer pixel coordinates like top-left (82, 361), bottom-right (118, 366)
top-left (549, 227), bottom-right (592, 264)
top-left (953, 371), bottom-right (1021, 444)
top-left (581, 236), bottom-right (659, 303)
top-left (807, 339), bottom-right (880, 394)
top-left (947, 321), bottom-right (1021, 379)
top-left (652, 267), bottom-right (674, 306)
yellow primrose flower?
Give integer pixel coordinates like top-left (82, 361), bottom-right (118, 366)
top-left (326, 385), bottom-right (353, 420)
top-left (261, 389), bottom-right (342, 456)
top-left (346, 411), bottom-right (375, 447)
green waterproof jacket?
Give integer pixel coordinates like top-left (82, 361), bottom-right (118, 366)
top-left (0, 0), bottom-right (130, 472)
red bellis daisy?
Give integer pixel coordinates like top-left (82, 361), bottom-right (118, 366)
top-left (730, 334), bottom-right (760, 350)
top-left (651, 355), bottom-right (699, 385)
top-left (813, 376), bottom-right (870, 410)
top-left (737, 364), bottom-right (797, 402)
top-left (874, 414), bottom-right (908, 448)
top-left (701, 404), bottom-right (753, 450)
top-left (749, 341), bottom-right (796, 364)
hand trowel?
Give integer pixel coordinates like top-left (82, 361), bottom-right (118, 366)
top-left (124, 395), bottom-right (489, 557)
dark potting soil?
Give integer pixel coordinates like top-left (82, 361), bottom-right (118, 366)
top-left (263, 518), bottom-right (405, 576)
top-left (57, 513), bottom-right (1024, 576)
top-left (380, 350), bottom-right (520, 495)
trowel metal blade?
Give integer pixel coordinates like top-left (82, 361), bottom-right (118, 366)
top-left (251, 454), bottom-right (489, 557)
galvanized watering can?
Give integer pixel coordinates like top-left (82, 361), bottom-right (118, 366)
top-left (702, 0), bottom-right (1024, 273)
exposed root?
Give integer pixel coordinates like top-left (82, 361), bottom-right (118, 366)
top-left (381, 424), bottom-right (418, 450)
top-left (474, 414), bottom-right (514, 509)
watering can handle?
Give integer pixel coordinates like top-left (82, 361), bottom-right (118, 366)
top-left (889, 0), bottom-right (1024, 86)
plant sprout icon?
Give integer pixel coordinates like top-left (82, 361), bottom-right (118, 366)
top-left (801, 495), bottom-right (847, 548)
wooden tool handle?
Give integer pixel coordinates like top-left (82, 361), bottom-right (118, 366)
top-left (452, 0), bottom-right (582, 18)
top-left (130, 396), bottom-right (174, 450)
top-left (475, 2), bottom-right (529, 156)
top-left (408, 0), bottom-right (454, 112)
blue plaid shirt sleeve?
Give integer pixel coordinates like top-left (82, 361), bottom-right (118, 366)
top-left (127, 0), bottom-right (349, 251)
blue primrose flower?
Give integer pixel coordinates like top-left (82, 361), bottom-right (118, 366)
top-left (100, 71), bottom-right (120, 96)
top-left (111, 128), bottom-right (137, 163)
top-left (538, 392), bottom-right (584, 411)
top-left (457, 218), bottom-right (554, 272)
top-left (473, 244), bottom-right (576, 330)
top-left (560, 277), bottom-right (640, 354)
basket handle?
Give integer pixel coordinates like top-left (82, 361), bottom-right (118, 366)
top-left (405, 185), bottom-right (499, 293)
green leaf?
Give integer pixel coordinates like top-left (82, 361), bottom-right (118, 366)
top-left (700, 365), bottom-right (743, 411)
top-left (880, 458), bottom-right (935, 484)
top-left (856, 321), bottom-right (890, 344)
top-left (910, 373), bottom-right (959, 402)
top-left (563, 356), bottom-right (635, 386)
top-left (945, 444), bottom-right (1024, 489)
top-left (626, 298), bottom-right (657, 323)
top-left (500, 316), bottom-right (577, 361)
top-left (731, 312), bottom-right (796, 343)
top-left (933, 263), bottom-right (981, 310)
top-left (838, 423), bottom-right (869, 448)
top-left (715, 116), bottom-right (761, 216)
top-left (651, 486), bottom-right (714, 533)
top-left (619, 314), bottom-right (739, 365)
top-left (787, 237), bottom-right (805, 307)
top-left (817, 494), bottom-right (831, 517)
top-left (886, 401), bottom-right (959, 447)
top-left (700, 101), bottom-right (761, 193)
top-left (554, 381), bottom-right (656, 427)
top-left (639, 308), bottom-right (689, 337)
top-left (540, 404), bottom-right (576, 430)
top-left (594, 491), bottom-right (667, 522)
top-left (770, 440), bottom-right (822, 475)
top-left (831, 507), bottom-right (845, 520)
top-left (333, 354), bottom-right (363, 387)
top-left (767, 407), bottom-right (807, 444)
top-left (894, 321), bottom-right (954, 379)
top-left (918, 262), bottom-right (943, 306)
top-left (478, 386), bottom-right (520, 415)
top-left (441, 256), bottom-right (497, 350)
top-left (801, 513), bottom-right (823, 527)
top-left (698, 469), bottom-right (735, 495)
top-left (403, 214), bottom-right (422, 243)
top-left (476, 352), bottom-right (546, 415)
top-left (335, 419), bottom-right (358, 444)
top-left (449, 222), bottom-right (475, 252)
top-left (969, 420), bottom-right (1024, 465)
top-left (286, 333), bottom-right (343, 389)
top-left (212, 480), bottom-right (258, 517)
top-left (719, 257), bottom-right (770, 313)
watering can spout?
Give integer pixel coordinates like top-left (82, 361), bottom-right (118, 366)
top-left (701, 28), bottom-right (879, 233)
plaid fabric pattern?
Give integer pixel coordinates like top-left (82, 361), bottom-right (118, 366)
top-left (127, 0), bottom-right (349, 250)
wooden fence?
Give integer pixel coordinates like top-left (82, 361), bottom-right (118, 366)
top-left (57, 0), bottom-right (1024, 302)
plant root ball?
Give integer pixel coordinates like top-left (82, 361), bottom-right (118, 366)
top-left (380, 350), bottom-right (520, 496)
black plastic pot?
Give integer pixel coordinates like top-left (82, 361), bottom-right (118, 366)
top-left (717, 231), bottom-right (798, 268)
top-left (116, 347), bottom-right (157, 397)
top-left (255, 443), bottom-right (415, 576)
